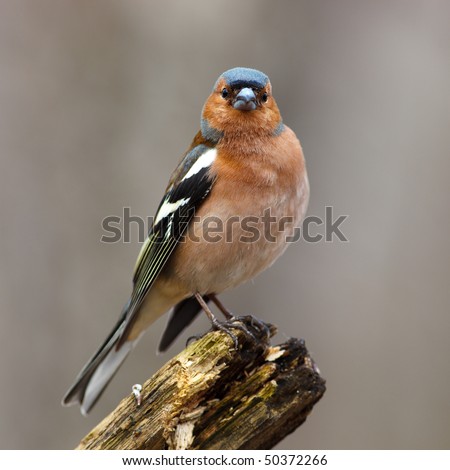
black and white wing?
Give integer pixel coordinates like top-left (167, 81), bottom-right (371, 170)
top-left (117, 143), bottom-right (217, 346)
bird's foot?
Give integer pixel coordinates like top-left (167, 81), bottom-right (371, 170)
top-left (210, 317), bottom-right (241, 349)
top-left (186, 319), bottom-right (256, 350)
top-left (231, 315), bottom-right (274, 341)
top-left (210, 315), bottom-right (274, 349)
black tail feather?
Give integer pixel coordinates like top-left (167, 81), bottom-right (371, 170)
top-left (158, 295), bottom-right (209, 352)
top-left (62, 303), bottom-right (134, 415)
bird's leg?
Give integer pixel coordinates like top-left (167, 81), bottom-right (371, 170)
top-left (209, 293), bottom-right (233, 320)
top-left (195, 292), bottom-right (239, 348)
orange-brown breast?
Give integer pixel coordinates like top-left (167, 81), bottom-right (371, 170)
top-left (164, 125), bottom-right (309, 295)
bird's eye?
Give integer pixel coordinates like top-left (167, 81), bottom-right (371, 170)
top-left (261, 92), bottom-right (268, 103)
top-left (221, 88), bottom-right (229, 99)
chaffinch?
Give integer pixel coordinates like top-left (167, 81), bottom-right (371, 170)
top-left (63, 67), bottom-right (309, 414)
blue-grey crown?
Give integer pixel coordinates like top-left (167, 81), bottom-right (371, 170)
top-left (215, 67), bottom-right (269, 90)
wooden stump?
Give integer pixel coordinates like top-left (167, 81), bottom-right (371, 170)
top-left (77, 316), bottom-right (325, 450)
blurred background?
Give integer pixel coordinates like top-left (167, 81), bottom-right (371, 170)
top-left (1, 0), bottom-right (449, 449)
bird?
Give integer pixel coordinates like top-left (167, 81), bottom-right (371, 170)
top-left (62, 67), bottom-right (309, 415)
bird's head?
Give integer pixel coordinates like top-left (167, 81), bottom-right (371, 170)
top-left (201, 67), bottom-right (283, 141)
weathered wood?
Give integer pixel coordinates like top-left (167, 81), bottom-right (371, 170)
top-left (77, 316), bottom-right (325, 450)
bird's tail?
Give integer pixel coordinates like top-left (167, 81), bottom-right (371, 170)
top-left (62, 302), bottom-right (138, 415)
top-left (158, 295), bottom-right (209, 352)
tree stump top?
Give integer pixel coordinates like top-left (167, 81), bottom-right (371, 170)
top-left (77, 316), bottom-right (325, 450)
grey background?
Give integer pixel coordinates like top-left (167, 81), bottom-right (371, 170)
top-left (1, 0), bottom-right (449, 449)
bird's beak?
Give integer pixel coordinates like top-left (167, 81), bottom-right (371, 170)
top-left (233, 87), bottom-right (257, 111)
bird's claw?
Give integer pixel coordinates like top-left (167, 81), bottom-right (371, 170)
top-left (230, 315), bottom-right (274, 341)
top-left (248, 315), bottom-right (272, 339)
top-left (186, 334), bottom-right (202, 347)
top-left (211, 318), bottom-right (240, 349)
top-left (228, 316), bottom-right (258, 341)
top-left (210, 315), bottom-right (272, 349)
